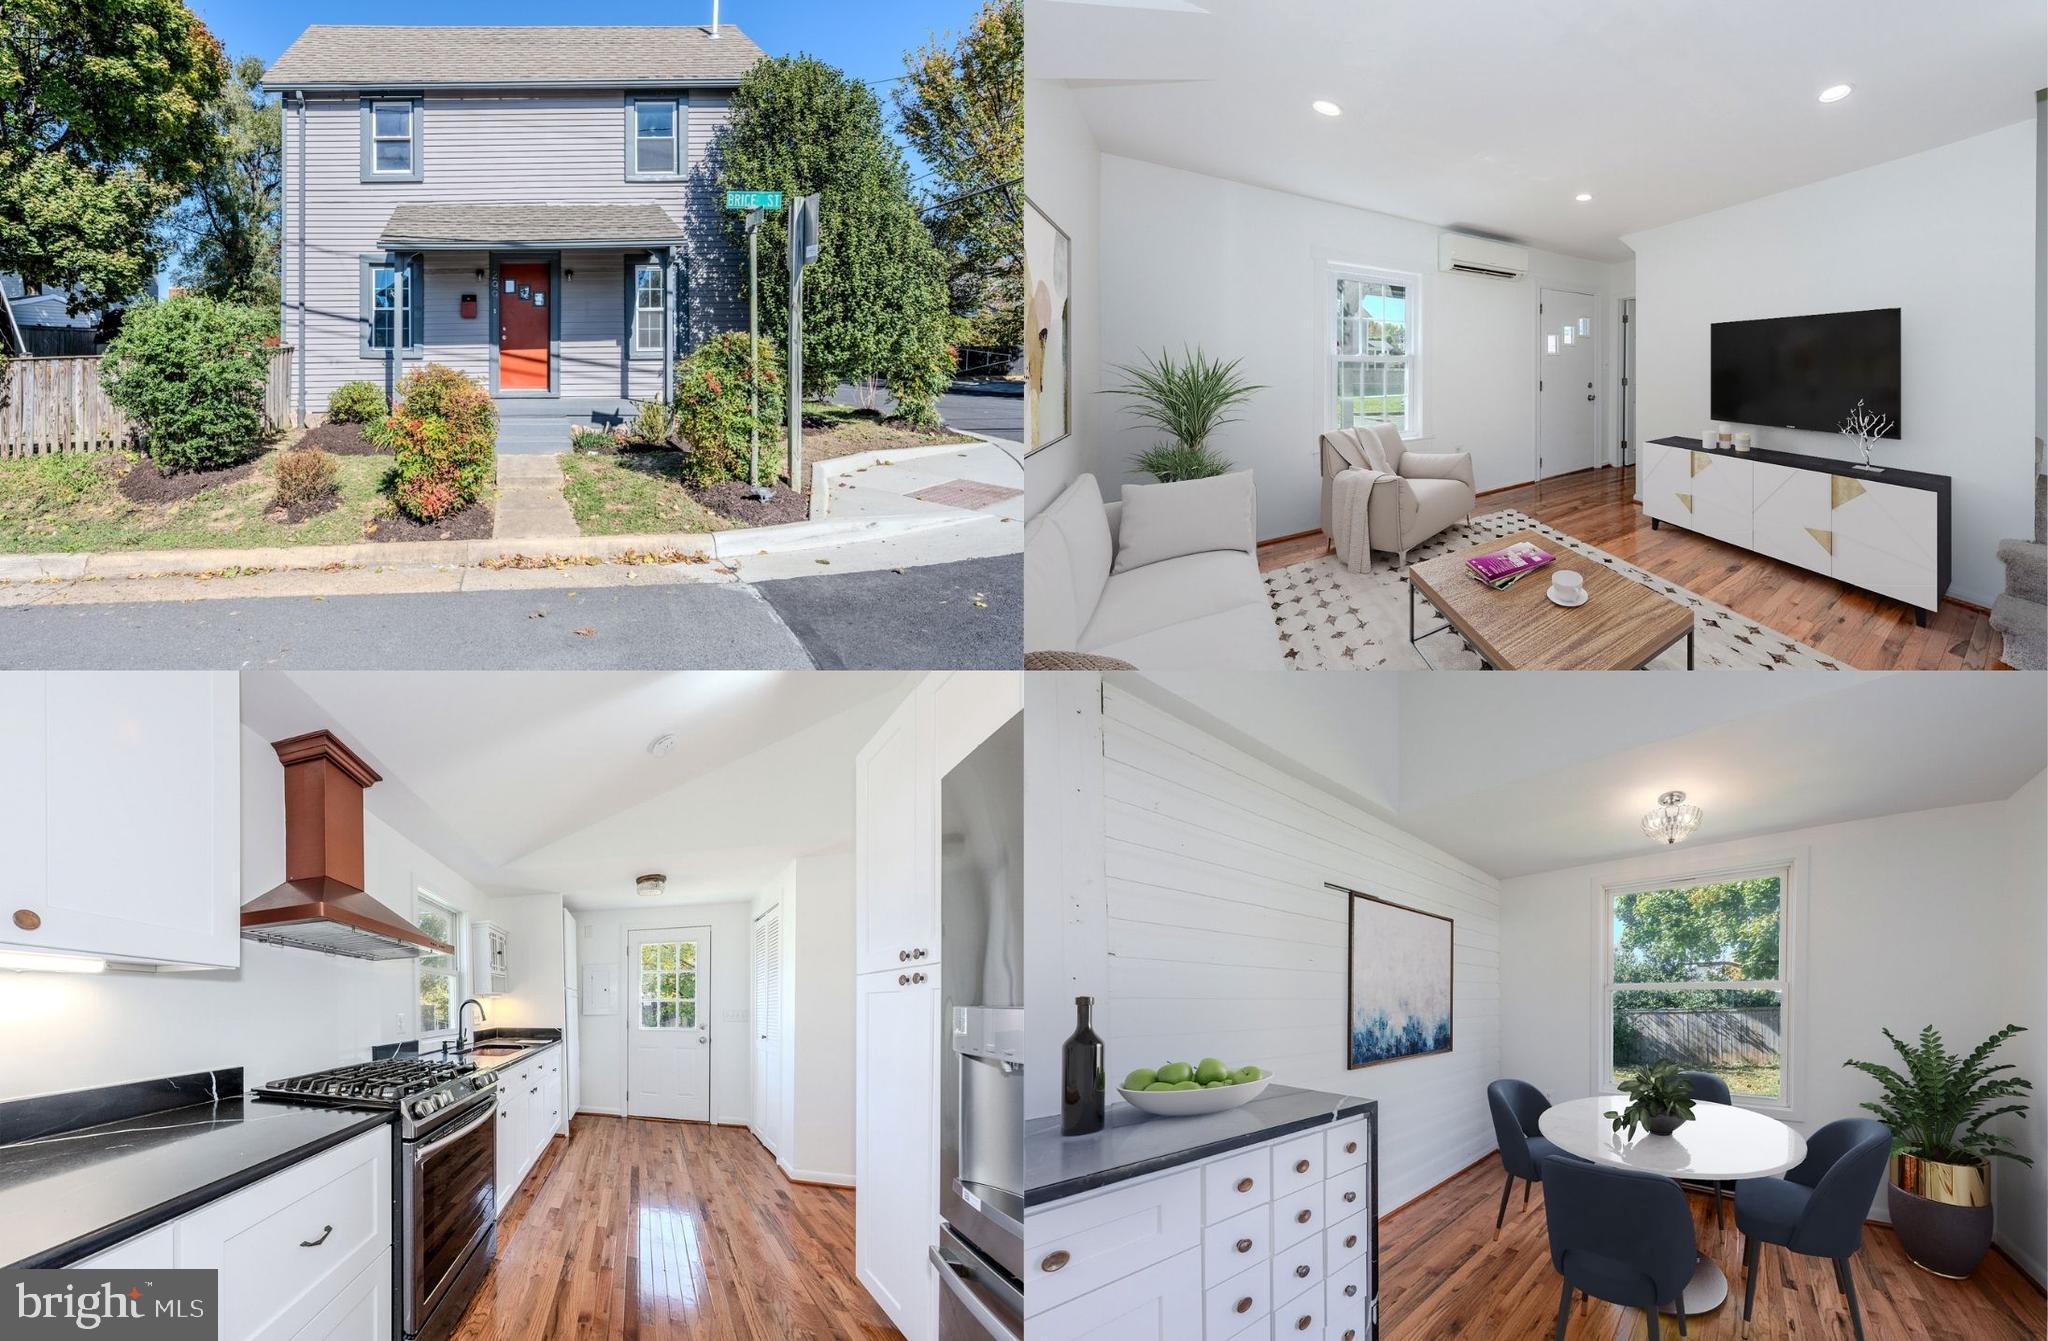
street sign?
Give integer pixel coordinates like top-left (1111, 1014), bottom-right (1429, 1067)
top-left (725, 190), bottom-right (784, 211)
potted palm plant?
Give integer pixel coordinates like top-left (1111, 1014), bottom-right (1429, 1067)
top-left (1844, 1023), bottom-right (2033, 1279)
top-left (1104, 347), bottom-right (1263, 482)
top-left (1605, 1060), bottom-right (1697, 1137)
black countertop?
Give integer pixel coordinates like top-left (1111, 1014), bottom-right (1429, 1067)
top-left (1025, 1084), bottom-right (1376, 1207)
top-left (1648, 436), bottom-right (1949, 493)
top-left (0, 1095), bottom-right (392, 1268)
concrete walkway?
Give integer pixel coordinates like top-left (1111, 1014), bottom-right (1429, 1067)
top-left (493, 455), bottom-right (578, 539)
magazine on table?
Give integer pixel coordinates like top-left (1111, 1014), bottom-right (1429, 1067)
top-left (1465, 541), bottom-right (1555, 590)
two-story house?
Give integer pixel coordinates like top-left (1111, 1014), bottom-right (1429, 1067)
top-left (264, 24), bottom-right (764, 429)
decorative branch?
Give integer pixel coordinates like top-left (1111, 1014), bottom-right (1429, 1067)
top-left (1837, 398), bottom-right (1894, 467)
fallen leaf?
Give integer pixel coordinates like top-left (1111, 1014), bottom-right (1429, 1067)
top-left (815, 558), bottom-right (830, 565)
top-left (573, 627), bottom-right (596, 637)
top-left (528, 611), bottom-right (547, 619)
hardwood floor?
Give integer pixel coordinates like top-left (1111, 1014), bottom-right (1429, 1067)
top-left (1257, 466), bottom-right (2008, 669)
top-left (1379, 1153), bottom-right (2046, 1340)
top-left (450, 1115), bottom-right (899, 1341)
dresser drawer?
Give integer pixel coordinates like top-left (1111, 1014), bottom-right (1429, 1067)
top-left (1271, 1281), bottom-right (1322, 1338)
top-left (1269, 1231), bottom-right (1322, 1305)
top-left (1324, 1163), bottom-right (1370, 1222)
top-left (1203, 1146), bottom-right (1273, 1224)
top-left (1323, 1208), bottom-right (1369, 1274)
top-left (1028, 1245), bottom-right (1202, 1341)
top-left (1028, 1169), bottom-right (1202, 1315)
top-left (1204, 1259), bottom-right (1270, 1339)
top-left (1203, 1200), bottom-right (1271, 1281)
top-left (1324, 1119), bottom-right (1368, 1175)
top-left (1324, 1253), bottom-right (1369, 1320)
top-left (1272, 1183), bottom-right (1321, 1250)
top-left (1270, 1131), bottom-right (1323, 1198)
top-left (174, 1126), bottom-right (392, 1341)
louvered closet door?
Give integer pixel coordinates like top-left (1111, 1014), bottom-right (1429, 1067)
top-left (752, 911), bottom-right (783, 1155)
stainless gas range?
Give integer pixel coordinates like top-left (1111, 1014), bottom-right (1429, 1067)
top-left (254, 1058), bottom-right (499, 1341)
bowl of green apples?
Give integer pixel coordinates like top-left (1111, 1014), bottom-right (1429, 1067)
top-left (1116, 1058), bottom-right (1270, 1116)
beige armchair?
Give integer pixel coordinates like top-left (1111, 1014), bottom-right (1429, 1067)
top-left (1318, 423), bottom-right (1477, 571)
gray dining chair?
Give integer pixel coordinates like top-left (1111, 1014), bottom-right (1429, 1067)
top-left (1676, 1070), bottom-right (1733, 1228)
top-left (1542, 1156), bottom-right (1698, 1338)
top-left (1486, 1078), bottom-right (1562, 1234)
top-left (1735, 1117), bottom-right (1892, 1341)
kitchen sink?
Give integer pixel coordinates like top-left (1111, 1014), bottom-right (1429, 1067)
top-left (468, 1045), bottom-right (528, 1056)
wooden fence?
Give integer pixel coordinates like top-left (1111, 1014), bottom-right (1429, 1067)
top-left (1615, 1005), bottom-right (1782, 1070)
top-left (0, 349), bottom-right (294, 457)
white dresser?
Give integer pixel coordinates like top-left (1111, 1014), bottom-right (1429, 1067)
top-left (1639, 436), bottom-right (1950, 622)
top-left (1024, 1097), bottom-right (1378, 1341)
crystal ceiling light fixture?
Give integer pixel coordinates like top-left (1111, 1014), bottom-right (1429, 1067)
top-left (1818, 84), bottom-right (1853, 103)
top-left (1312, 100), bottom-right (1342, 117)
top-left (1640, 791), bottom-right (1703, 845)
top-left (635, 873), bottom-right (667, 898)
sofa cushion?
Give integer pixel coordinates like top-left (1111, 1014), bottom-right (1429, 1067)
top-left (1024, 473), bottom-right (1114, 650)
top-left (1087, 602), bottom-right (1284, 669)
top-left (1112, 471), bottom-right (1256, 574)
top-left (1078, 549), bottom-right (1280, 668)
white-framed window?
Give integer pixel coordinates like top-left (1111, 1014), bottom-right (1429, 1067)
top-left (631, 263), bottom-right (665, 357)
top-left (629, 97), bottom-right (680, 178)
top-left (415, 892), bottom-right (461, 1039)
top-left (370, 100), bottom-right (415, 175)
top-left (1600, 862), bottom-right (1796, 1113)
top-left (637, 937), bottom-right (699, 1030)
top-left (1328, 264), bottom-right (1421, 437)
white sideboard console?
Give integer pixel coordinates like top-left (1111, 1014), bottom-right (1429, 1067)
top-left (1640, 436), bottom-right (1951, 623)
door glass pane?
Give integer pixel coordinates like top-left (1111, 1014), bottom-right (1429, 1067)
top-left (641, 943), bottom-right (658, 971)
top-left (678, 971), bottom-right (695, 1001)
top-left (641, 1000), bottom-right (658, 1028)
top-left (680, 1003), bottom-right (697, 1029)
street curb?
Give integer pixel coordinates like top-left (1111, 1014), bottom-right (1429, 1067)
top-left (806, 441), bottom-right (998, 521)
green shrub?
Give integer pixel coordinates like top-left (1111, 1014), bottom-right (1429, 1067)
top-left (673, 333), bottom-right (786, 486)
top-left (570, 425), bottom-right (622, 454)
top-left (628, 399), bottom-right (677, 447)
top-left (325, 381), bottom-right (387, 425)
top-left (384, 364), bottom-right (496, 522)
top-left (99, 296), bottom-right (277, 473)
top-left (272, 449), bottom-right (338, 511)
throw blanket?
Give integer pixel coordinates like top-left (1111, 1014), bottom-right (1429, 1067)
top-left (1320, 429), bottom-right (1393, 574)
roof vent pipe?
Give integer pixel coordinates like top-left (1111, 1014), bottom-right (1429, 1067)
top-left (711, 1), bottom-right (720, 38)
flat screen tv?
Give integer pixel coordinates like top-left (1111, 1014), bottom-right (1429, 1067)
top-left (1709, 307), bottom-right (1901, 437)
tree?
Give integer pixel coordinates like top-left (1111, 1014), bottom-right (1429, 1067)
top-left (0, 0), bottom-right (227, 311)
top-left (893, 0), bottom-right (1022, 350)
top-left (164, 55), bottom-right (280, 307)
top-left (1613, 878), bottom-right (1781, 988)
top-left (717, 56), bottom-right (954, 424)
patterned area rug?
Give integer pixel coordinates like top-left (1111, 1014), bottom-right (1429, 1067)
top-left (1264, 509), bottom-right (1843, 670)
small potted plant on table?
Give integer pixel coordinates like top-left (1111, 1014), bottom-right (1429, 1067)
top-left (1606, 1060), bottom-right (1698, 1137)
top-left (1845, 1024), bottom-right (2033, 1279)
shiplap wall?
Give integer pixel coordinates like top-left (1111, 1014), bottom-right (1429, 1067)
top-left (1030, 677), bottom-right (1504, 1214)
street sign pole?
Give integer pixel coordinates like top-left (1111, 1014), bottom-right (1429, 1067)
top-left (724, 191), bottom-right (784, 495)
top-left (787, 193), bottom-right (820, 494)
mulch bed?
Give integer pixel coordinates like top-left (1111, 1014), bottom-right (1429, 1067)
top-left (364, 500), bottom-right (494, 544)
top-left (270, 496), bottom-right (341, 525)
top-left (115, 452), bottom-right (264, 505)
top-left (297, 422), bottom-right (389, 456)
top-left (689, 480), bottom-right (811, 527)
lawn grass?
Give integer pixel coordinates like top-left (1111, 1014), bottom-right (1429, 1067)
top-left (558, 451), bottom-right (732, 537)
top-left (798, 402), bottom-right (975, 475)
top-left (0, 447), bottom-right (407, 554)
top-left (1612, 1065), bottom-right (1780, 1099)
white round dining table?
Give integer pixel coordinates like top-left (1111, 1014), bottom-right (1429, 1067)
top-left (1538, 1095), bottom-right (1807, 1314)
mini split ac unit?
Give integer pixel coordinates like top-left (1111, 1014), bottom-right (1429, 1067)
top-left (1438, 233), bottom-right (1529, 281)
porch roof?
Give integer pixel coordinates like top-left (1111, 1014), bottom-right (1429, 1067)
top-left (378, 203), bottom-right (686, 251)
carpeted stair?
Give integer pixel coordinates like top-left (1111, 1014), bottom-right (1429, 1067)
top-left (1989, 439), bottom-right (2047, 669)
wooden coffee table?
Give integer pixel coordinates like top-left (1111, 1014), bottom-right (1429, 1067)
top-left (1407, 529), bottom-right (1694, 669)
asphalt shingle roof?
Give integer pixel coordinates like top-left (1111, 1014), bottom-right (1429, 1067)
top-left (378, 203), bottom-right (688, 248)
top-left (265, 25), bottom-right (764, 89)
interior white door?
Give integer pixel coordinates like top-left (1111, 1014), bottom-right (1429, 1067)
top-left (627, 927), bottom-right (711, 1122)
top-left (1539, 288), bottom-right (1598, 481)
top-left (751, 909), bottom-right (783, 1154)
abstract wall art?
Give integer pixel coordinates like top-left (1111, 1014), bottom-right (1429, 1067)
top-left (1343, 887), bottom-right (1454, 1068)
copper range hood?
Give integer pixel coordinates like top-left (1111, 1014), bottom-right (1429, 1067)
top-left (240, 730), bottom-right (454, 960)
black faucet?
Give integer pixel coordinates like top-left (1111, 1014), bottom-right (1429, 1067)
top-left (457, 998), bottom-right (486, 1054)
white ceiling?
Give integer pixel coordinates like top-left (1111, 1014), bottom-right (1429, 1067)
top-left (240, 672), bottom-right (914, 906)
top-left (1030, 0), bottom-right (2047, 260)
top-left (1130, 672), bottom-right (2047, 879)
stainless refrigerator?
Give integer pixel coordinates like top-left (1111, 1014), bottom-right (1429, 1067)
top-left (932, 714), bottom-right (1024, 1341)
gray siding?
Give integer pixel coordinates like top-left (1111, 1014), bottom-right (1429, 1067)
top-left (283, 87), bottom-right (742, 420)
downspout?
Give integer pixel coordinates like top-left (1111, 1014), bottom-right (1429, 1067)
top-left (295, 91), bottom-right (307, 426)
top-left (663, 246), bottom-right (676, 404)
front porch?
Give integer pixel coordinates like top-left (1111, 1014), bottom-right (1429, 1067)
top-left (494, 397), bottom-right (638, 454)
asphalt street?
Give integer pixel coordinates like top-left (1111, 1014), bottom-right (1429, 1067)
top-left (1, 556), bottom-right (1021, 670)
top-left (831, 380), bottom-right (1023, 441)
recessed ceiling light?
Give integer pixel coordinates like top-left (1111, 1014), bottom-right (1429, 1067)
top-left (646, 732), bottom-right (677, 757)
top-left (1574, 193), bottom-right (1593, 203)
top-left (1311, 100), bottom-right (1342, 117)
top-left (1818, 84), bottom-right (1853, 103)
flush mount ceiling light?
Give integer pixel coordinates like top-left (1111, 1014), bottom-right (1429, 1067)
top-left (1574, 193), bottom-right (1593, 202)
top-left (635, 873), bottom-right (667, 899)
top-left (646, 732), bottom-right (677, 758)
top-left (1311, 100), bottom-right (1342, 117)
top-left (1640, 791), bottom-right (1703, 845)
top-left (1818, 84), bottom-right (1853, 103)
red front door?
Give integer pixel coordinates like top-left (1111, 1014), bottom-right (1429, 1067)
top-left (498, 262), bottom-right (550, 391)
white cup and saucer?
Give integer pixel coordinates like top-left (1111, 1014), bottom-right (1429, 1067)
top-left (1546, 570), bottom-right (1589, 608)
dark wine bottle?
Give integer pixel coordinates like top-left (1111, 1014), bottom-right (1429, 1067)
top-left (1061, 995), bottom-right (1105, 1135)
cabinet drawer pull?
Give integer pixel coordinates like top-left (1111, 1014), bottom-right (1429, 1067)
top-left (1294, 1159), bottom-right (1311, 1174)
top-left (299, 1224), bottom-right (333, 1248)
top-left (911, 947), bottom-right (927, 959)
top-left (1235, 1297), bottom-right (1252, 1314)
top-left (899, 950), bottom-right (911, 962)
top-left (11, 909), bottom-right (38, 931)
top-left (911, 972), bottom-right (927, 984)
top-left (898, 974), bottom-right (910, 986)
top-left (1344, 1285), bottom-right (1358, 1298)
top-left (1293, 1263), bottom-right (1310, 1278)
top-left (1344, 1234), bottom-right (1358, 1249)
top-left (1345, 1141), bottom-right (1358, 1155)
top-left (1343, 1190), bottom-right (1357, 1203)
top-left (1235, 1238), bottom-right (1253, 1254)
top-left (1295, 1209), bottom-right (1312, 1224)
top-left (1040, 1250), bottom-right (1069, 1273)
top-left (1295, 1315), bottom-right (1313, 1331)
top-left (1235, 1176), bottom-right (1254, 1193)
top-left (1343, 1331), bottom-right (1357, 1341)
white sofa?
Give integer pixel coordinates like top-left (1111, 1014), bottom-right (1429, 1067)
top-left (1024, 472), bottom-right (1282, 669)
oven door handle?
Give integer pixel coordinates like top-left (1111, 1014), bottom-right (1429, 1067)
top-left (413, 1101), bottom-right (495, 1160)
top-left (928, 1243), bottom-right (1022, 1341)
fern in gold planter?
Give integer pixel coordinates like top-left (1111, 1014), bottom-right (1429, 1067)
top-left (1106, 347), bottom-right (1262, 483)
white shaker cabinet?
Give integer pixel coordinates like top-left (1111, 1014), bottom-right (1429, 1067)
top-left (854, 967), bottom-right (939, 1341)
top-left (853, 687), bottom-right (937, 976)
top-left (0, 672), bottom-right (240, 969)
